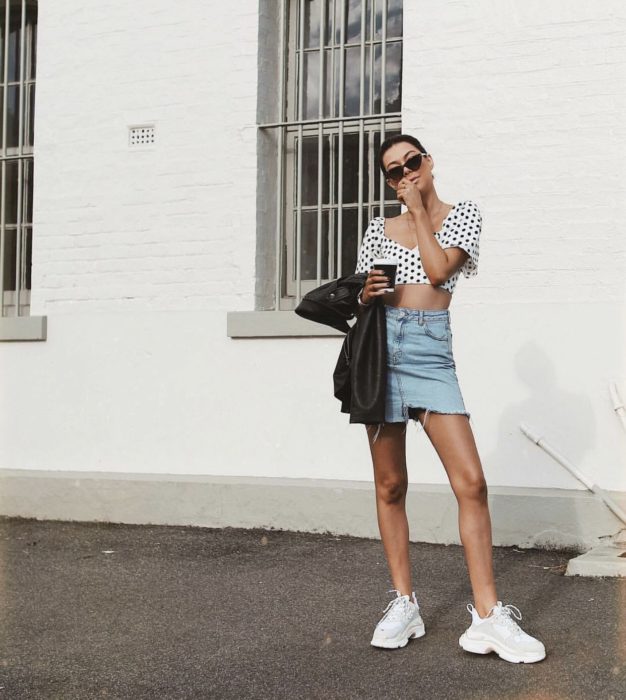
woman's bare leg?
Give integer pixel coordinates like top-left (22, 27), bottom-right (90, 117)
top-left (366, 422), bottom-right (413, 596)
top-left (413, 411), bottom-right (498, 618)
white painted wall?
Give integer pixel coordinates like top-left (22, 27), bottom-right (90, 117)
top-left (2, 1), bottom-right (625, 493)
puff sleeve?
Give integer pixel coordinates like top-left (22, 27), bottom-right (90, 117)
top-left (355, 218), bottom-right (382, 274)
top-left (439, 200), bottom-right (482, 278)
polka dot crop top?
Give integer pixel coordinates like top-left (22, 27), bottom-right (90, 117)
top-left (354, 200), bottom-right (482, 294)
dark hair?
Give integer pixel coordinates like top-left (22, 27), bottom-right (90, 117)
top-left (378, 133), bottom-right (428, 176)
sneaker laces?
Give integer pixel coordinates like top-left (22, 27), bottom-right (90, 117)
top-left (380, 589), bottom-right (411, 624)
top-left (492, 603), bottom-right (524, 636)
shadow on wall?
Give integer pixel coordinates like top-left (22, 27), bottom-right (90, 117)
top-left (485, 341), bottom-right (601, 550)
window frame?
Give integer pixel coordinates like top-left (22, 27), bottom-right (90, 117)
top-left (0, 0), bottom-right (44, 341)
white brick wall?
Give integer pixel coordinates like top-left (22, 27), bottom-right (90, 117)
top-left (1, 0), bottom-right (624, 496)
top-left (404, 0), bottom-right (626, 304)
top-left (32, 0), bottom-right (259, 313)
top-left (31, 0), bottom-right (626, 313)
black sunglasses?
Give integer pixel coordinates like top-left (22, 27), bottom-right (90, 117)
top-left (385, 152), bottom-right (429, 183)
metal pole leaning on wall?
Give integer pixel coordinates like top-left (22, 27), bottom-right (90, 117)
top-left (520, 423), bottom-right (626, 526)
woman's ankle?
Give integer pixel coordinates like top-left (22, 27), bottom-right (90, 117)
top-left (475, 601), bottom-right (498, 618)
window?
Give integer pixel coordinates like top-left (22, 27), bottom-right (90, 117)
top-left (0, 0), bottom-right (36, 320)
top-left (260, 0), bottom-right (403, 311)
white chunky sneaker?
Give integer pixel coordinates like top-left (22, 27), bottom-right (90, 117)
top-left (371, 589), bottom-right (426, 649)
top-left (459, 601), bottom-right (546, 663)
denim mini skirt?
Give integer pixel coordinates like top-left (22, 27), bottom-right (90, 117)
top-left (369, 305), bottom-right (472, 443)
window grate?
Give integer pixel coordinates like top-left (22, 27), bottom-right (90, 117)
top-left (0, 0), bottom-right (37, 318)
top-left (259, 0), bottom-right (403, 310)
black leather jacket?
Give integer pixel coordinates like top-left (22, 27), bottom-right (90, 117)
top-left (295, 273), bottom-right (387, 424)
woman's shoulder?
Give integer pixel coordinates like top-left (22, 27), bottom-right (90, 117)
top-left (451, 200), bottom-right (482, 229)
top-left (365, 216), bottom-right (385, 234)
top-left (456, 199), bottom-right (482, 215)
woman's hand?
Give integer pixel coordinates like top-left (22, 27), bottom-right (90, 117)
top-left (360, 269), bottom-right (390, 304)
top-left (396, 177), bottom-right (424, 212)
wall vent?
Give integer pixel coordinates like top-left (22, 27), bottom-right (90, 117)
top-left (129, 125), bottom-right (155, 146)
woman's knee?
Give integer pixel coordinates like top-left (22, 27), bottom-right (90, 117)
top-left (375, 476), bottom-right (409, 505)
top-left (455, 472), bottom-right (488, 502)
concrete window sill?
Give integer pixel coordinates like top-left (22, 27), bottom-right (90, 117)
top-left (0, 316), bottom-right (47, 342)
top-left (227, 310), bottom-right (350, 338)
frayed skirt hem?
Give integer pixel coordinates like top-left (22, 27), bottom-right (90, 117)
top-left (366, 406), bottom-right (472, 443)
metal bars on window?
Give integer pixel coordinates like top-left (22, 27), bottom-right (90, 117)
top-left (0, 0), bottom-right (36, 317)
top-left (259, 0), bottom-right (403, 310)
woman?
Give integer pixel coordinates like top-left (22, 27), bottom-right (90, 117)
top-left (354, 134), bottom-right (546, 663)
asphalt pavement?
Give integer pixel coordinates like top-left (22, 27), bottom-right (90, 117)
top-left (1, 518), bottom-right (624, 699)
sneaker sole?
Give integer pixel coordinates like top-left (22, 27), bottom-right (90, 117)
top-left (371, 621), bottom-right (426, 649)
top-left (458, 632), bottom-right (546, 663)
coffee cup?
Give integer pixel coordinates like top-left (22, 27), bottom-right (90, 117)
top-left (373, 257), bottom-right (398, 293)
